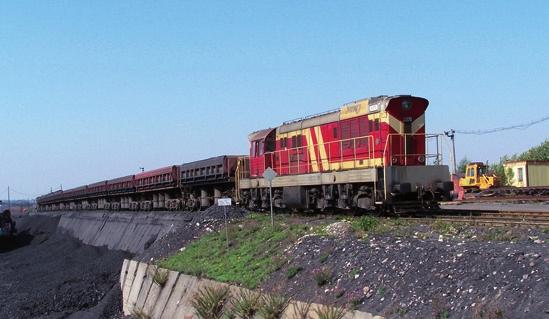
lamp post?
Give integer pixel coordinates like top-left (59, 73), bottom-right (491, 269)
top-left (444, 129), bottom-right (457, 175)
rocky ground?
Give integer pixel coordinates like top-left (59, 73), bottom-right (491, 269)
top-left (262, 221), bottom-right (549, 319)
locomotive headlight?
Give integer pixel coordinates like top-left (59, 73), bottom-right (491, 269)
top-left (418, 155), bottom-right (425, 163)
top-left (402, 101), bottom-right (412, 110)
top-left (392, 157), bottom-right (399, 164)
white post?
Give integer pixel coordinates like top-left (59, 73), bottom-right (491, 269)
top-left (224, 205), bottom-right (229, 248)
top-left (269, 181), bottom-right (274, 229)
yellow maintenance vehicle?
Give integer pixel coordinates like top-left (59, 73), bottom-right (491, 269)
top-left (459, 162), bottom-right (499, 191)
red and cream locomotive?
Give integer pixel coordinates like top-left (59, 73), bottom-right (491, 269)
top-left (239, 95), bottom-right (452, 212)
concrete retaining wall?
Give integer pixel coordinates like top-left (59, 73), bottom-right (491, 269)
top-left (54, 211), bottom-right (190, 254)
top-left (121, 259), bottom-right (384, 319)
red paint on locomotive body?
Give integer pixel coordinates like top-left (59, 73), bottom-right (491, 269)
top-left (248, 95), bottom-right (429, 177)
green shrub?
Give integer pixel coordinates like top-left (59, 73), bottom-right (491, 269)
top-left (286, 266), bottom-right (303, 280)
top-left (313, 267), bottom-right (332, 287)
top-left (131, 308), bottom-right (151, 319)
top-left (152, 268), bottom-right (169, 287)
top-left (319, 251), bottom-right (331, 263)
top-left (292, 301), bottom-right (312, 319)
top-left (191, 286), bottom-right (230, 319)
top-left (229, 289), bottom-right (262, 319)
top-left (353, 216), bottom-right (380, 232)
top-left (258, 294), bottom-right (290, 319)
top-left (314, 305), bottom-right (347, 319)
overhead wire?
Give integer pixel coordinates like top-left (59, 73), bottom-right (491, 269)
top-left (455, 115), bottom-right (549, 135)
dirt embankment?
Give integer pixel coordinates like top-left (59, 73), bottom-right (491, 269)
top-left (262, 223), bottom-right (549, 319)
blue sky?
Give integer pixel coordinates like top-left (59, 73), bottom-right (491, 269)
top-left (1, 1), bottom-right (548, 198)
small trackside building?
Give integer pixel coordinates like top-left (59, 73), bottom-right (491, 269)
top-left (503, 160), bottom-right (549, 187)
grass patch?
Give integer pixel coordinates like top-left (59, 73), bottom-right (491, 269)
top-left (481, 228), bottom-right (517, 242)
top-left (350, 216), bottom-right (414, 237)
top-left (432, 220), bottom-right (460, 235)
top-left (313, 266), bottom-right (333, 286)
top-left (159, 214), bottom-right (320, 289)
top-left (352, 216), bottom-right (381, 232)
top-left (286, 266), bottom-right (303, 280)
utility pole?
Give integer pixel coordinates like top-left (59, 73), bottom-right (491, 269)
top-left (444, 130), bottom-right (457, 175)
top-left (7, 186), bottom-right (11, 209)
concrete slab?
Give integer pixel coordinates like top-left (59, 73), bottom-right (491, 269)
top-left (151, 270), bottom-right (180, 319)
top-left (172, 274), bottom-right (204, 319)
top-left (161, 274), bottom-right (199, 319)
top-left (142, 269), bottom-right (165, 316)
top-left (122, 259), bottom-right (139, 315)
top-left (55, 211), bottom-right (192, 254)
top-left (119, 259), bottom-right (129, 290)
top-left (135, 264), bottom-right (157, 311)
top-left (127, 262), bottom-right (148, 315)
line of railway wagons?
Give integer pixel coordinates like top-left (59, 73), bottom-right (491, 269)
top-left (38, 95), bottom-right (454, 214)
top-left (37, 156), bottom-right (239, 211)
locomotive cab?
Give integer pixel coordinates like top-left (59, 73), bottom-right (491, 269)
top-left (384, 96), bottom-right (429, 166)
top-left (248, 128), bottom-right (276, 177)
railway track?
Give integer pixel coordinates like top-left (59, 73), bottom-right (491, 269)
top-left (402, 209), bottom-right (549, 227)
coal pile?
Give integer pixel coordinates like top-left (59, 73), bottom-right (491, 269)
top-left (0, 216), bottom-right (130, 319)
top-left (263, 228), bottom-right (548, 319)
top-left (137, 206), bottom-right (248, 262)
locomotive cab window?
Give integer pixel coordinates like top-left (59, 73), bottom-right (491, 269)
top-left (258, 140), bottom-right (265, 155)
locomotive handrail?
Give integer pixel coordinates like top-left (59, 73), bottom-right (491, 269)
top-left (260, 135), bottom-right (375, 176)
top-left (382, 133), bottom-right (446, 200)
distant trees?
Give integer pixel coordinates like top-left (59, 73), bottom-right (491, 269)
top-left (516, 139), bottom-right (549, 161)
top-left (457, 157), bottom-right (470, 175)
top-left (490, 156), bottom-right (514, 186)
